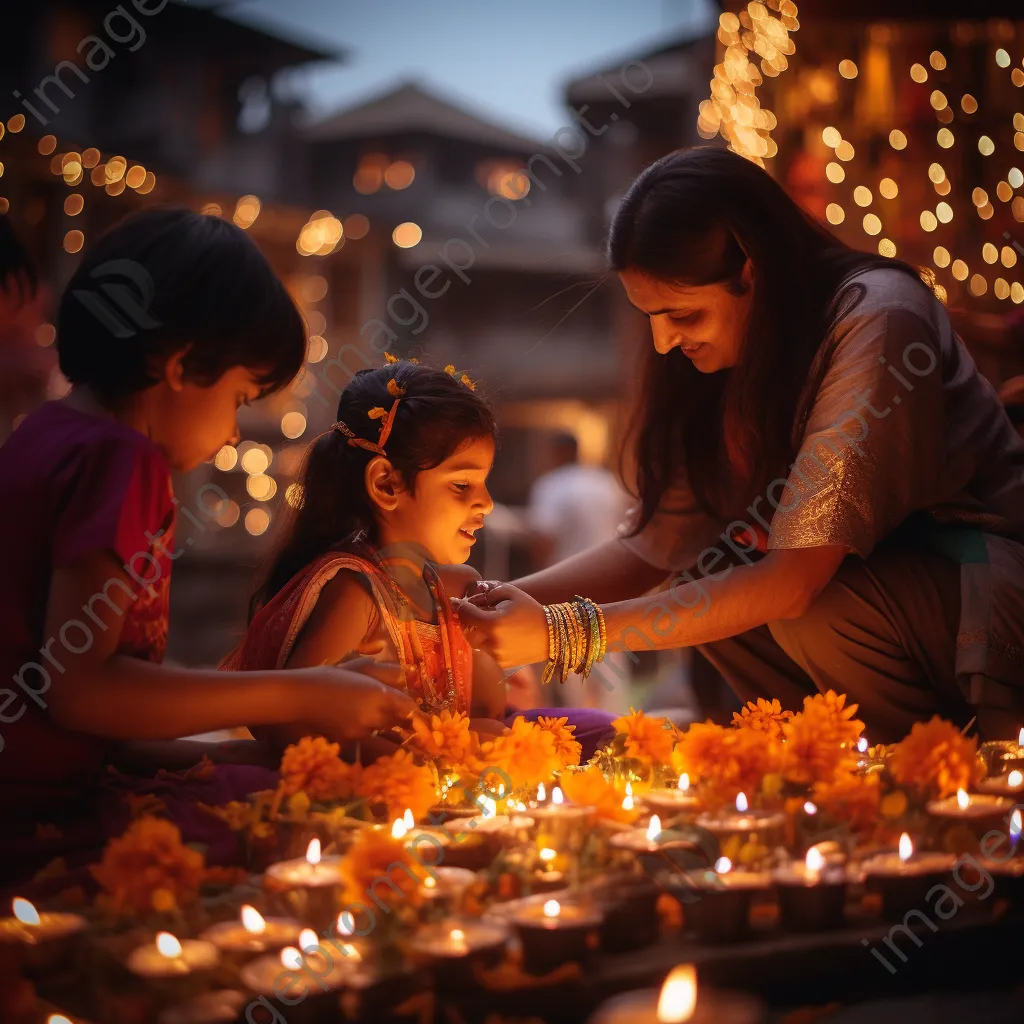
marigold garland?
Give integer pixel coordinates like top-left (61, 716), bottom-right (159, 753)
top-left (90, 816), bottom-right (205, 915)
top-left (611, 709), bottom-right (676, 768)
top-left (278, 736), bottom-right (357, 803)
top-left (888, 716), bottom-right (982, 798)
top-left (732, 697), bottom-right (794, 739)
top-left (356, 748), bottom-right (437, 821)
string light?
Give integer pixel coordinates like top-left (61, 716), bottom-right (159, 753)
top-left (889, 129), bottom-right (907, 150)
top-left (978, 136), bottom-right (995, 156)
top-left (853, 186), bottom-right (872, 206)
top-left (879, 177), bottom-right (898, 198)
top-left (910, 64), bottom-right (928, 84)
top-left (826, 161), bottom-right (845, 183)
top-left (937, 128), bottom-right (954, 148)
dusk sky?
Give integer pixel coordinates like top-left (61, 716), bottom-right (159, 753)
top-left (209, 0), bottom-right (717, 138)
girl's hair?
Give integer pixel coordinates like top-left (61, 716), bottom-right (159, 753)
top-left (608, 146), bottom-right (925, 525)
top-left (251, 362), bottom-right (496, 617)
top-left (57, 207), bottom-right (305, 405)
top-left (0, 213), bottom-right (38, 306)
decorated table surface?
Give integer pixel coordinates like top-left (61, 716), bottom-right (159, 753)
top-left (9, 698), bottom-right (1024, 1024)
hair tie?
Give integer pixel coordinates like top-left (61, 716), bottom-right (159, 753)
top-left (332, 395), bottom-right (401, 456)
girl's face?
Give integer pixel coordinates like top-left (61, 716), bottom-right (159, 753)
top-left (618, 264), bottom-right (754, 374)
top-left (379, 435), bottom-right (496, 565)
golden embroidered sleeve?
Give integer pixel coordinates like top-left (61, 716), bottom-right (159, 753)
top-left (768, 307), bottom-right (947, 558)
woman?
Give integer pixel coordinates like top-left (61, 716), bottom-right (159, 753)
top-left (456, 147), bottom-right (1024, 744)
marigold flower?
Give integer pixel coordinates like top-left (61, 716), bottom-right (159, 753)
top-left (673, 721), bottom-right (781, 807)
top-left (559, 766), bottom-right (638, 824)
top-left (611, 709), bottom-right (676, 768)
top-left (356, 749), bottom-right (437, 821)
top-left (888, 716), bottom-right (982, 798)
top-left (408, 709), bottom-right (481, 770)
top-left (341, 828), bottom-right (424, 911)
top-left (732, 697), bottom-right (794, 739)
top-left (479, 716), bottom-right (562, 789)
top-left (90, 816), bottom-right (205, 915)
top-left (811, 771), bottom-right (881, 834)
top-left (279, 736), bottom-right (357, 803)
top-left (535, 716), bottom-right (582, 767)
top-left (781, 698), bottom-right (860, 786)
top-left (802, 691), bottom-right (864, 748)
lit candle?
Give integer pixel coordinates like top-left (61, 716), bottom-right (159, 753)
top-left (674, 858), bottom-right (773, 943)
top-left (694, 794), bottom-right (785, 870)
top-left (199, 905), bottom-right (301, 958)
top-left (0, 898), bottom-right (88, 973)
top-left (862, 834), bottom-right (957, 921)
top-left (588, 962), bottom-right (765, 1023)
top-left (264, 838), bottom-right (346, 931)
top-left (239, 940), bottom-right (355, 1001)
top-left (773, 847), bottom-right (853, 932)
top-left (509, 898), bottom-right (602, 975)
top-left (639, 775), bottom-right (701, 818)
top-left (977, 769), bottom-right (1024, 797)
top-left (404, 917), bottom-right (509, 969)
top-left (926, 788), bottom-right (1014, 828)
top-left (980, 727), bottom-right (1024, 775)
top-left (622, 782), bottom-right (635, 812)
top-left (537, 782), bottom-right (546, 804)
top-left (127, 932), bottom-right (219, 979)
top-left (552, 787), bottom-right (564, 806)
top-left (403, 808), bottom-right (415, 830)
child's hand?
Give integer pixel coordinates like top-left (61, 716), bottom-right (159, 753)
top-left (296, 663), bottom-right (416, 741)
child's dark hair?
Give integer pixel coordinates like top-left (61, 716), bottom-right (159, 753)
top-left (57, 206), bottom-right (305, 405)
top-left (251, 361), bottom-right (496, 617)
top-left (0, 214), bottom-right (38, 305)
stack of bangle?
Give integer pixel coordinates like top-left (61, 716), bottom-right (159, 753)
top-left (540, 596), bottom-right (608, 685)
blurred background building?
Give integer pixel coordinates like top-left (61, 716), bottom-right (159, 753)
top-left (2, 0), bottom-right (1023, 717)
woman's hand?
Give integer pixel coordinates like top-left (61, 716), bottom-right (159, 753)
top-left (296, 659), bottom-right (417, 741)
top-left (452, 584), bottom-right (549, 668)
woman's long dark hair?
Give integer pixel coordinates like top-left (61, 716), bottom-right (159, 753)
top-left (250, 362), bottom-right (496, 618)
top-left (608, 146), bottom-right (925, 526)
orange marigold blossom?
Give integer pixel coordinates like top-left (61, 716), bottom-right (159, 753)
top-left (673, 722), bottom-right (781, 808)
top-left (279, 736), bottom-right (357, 802)
top-left (90, 816), bottom-right (205, 915)
top-left (888, 716), bottom-right (982, 798)
top-left (811, 771), bottom-right (881, 834)
top-left (611, 709), bottom-right (676, 767)
top-left (559, 766), bottom-right (639, 824)
top-left (535, 716), bottom-right (583, 767)
top-left (732, 697), bottom-right (794, 738)
top-left (340, 828), bottom-right (425, 911)
top-left (803, 691), bottom-right (864, 747)
top-left (479, 716), bottom-right (562, 788)
top-left (408, 709), bottom-right (481, 770)
top-left (781, 699), bottom-right (859, 786)
top-left (355, 748), bottom-right (436, 821)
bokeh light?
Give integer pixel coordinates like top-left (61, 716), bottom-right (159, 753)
top-left (853, 186), bottom-right (872, 207)
top-left (826, 203), bottom-right (845, 225)
top-left (838, 59), bottom-right (858, 79)
top-left (933, 246), bottom-right (950, 268)
top-left (862, 213), bottom-right (881, 235)
top-left (826, 162), bottom-right (845, 183)
top-left (306, 335), bottom-right (328, 363)
top-left (384, 160), bottom-right (415, 190)
top-left (392, 222), bottom-right (422, 248)
top-left (63, 230), bottom-right (84, 253)
top-left (245, 508), bottom-right (270, 536)
top-left (214, 445), bottom-right (238, 471)
top-left (281, 411), bottom-right (307, 439)
top-left (879, 177), bottom-right (898, 199)
top-left (889, 129), bottom-right (907, 150)
top-left (240, 447), bottom-right (269, 475)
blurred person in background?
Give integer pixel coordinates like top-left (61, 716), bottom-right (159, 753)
top-left (1000, 375), bottom-right (1024, 439)
top-left (527, 430), bottom-right (633, 713)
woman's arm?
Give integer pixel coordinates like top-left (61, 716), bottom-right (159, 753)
top-left (509, 538), bottom-right (671, 606)
top-left (44, 553), bottom-right (414, 743)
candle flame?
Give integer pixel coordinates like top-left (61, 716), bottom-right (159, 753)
top-left (1008, 770), bottom-right (1023, 788)
top-left (341, 943), bottom-right (362, 961)
top-left (47, 1017), bottom-right (74, 1024)
top-left (804, 801), bottom-right (818, 815)
top-left (551, 786), bottom-right (564, 806)
top-left (280, 946), bottom-right (302, 970)
top-left (715, 856), bottom-right (732, 874)
top-left (677, 773), bottom-right (690, 792)
top-left (391, 817), bottom-right (409, 840)
top-left (735, 792), bottom-right (748, 812)
top-left (622, 786), bottom-right (634, 812)
top-left (956, 788), bottom-right (970, 810)
top-left (646, 815), bottom-right (662, 842)
top-left (543, 899), bottom-right (561, 919)
top-left (403, 808), bottom-right (414, 829)
top-left (299, 929), bottom-right (318, 952)
top-left (899, 833), bottom-right (913, 862)
top-left (857, 736), bottom-right (869, 753)
top-left (241, 905), bottom-right (266, 935)
top-left (481, 796), bottom-right (497, 818)
top-left (423, 875), bottom-right (437, 889)
top-left (657, 964), bottom-right (697, 1023)
top-left (805, 847), bottom-right (825, 874)
top-left (537, 782), bottom-right (546, 802)
top-left (1010, 809), bottom-right (1022, 842)
top-left (539, 847), bottom-right (557, 862)
top-left (12, 898), bottom-right (39, 926)
top-left (1018, 726), bottom-right (1024, 747)
top-left (450, 928), bottom-right (465, 942)
top-left (337, 911), bottom-right (354, 935)
top-left (156, 932), bottom-right (182, 959)
top-left (306, 837), bottom-right (321, 866)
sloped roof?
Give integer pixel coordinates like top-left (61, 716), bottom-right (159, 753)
top-left (305, 81), bottom-right (545, 152)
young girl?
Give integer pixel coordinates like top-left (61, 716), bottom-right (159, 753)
top-left (0, 208), bottom-right (414, 889)
top-left (224, 360), bottom-right (618, 760)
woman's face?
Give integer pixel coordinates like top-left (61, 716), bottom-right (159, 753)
top-left (618, 264), bottom-right (754, 373)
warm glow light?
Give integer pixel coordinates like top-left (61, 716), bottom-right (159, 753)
top-left (622, 786), bottom-right (634, 812)
top-left (543, 900), bottom-right (561, 919)
top-left (836, 140), bottom-right (855, 162)
top-left (951, 259), bottom-right (969, 281)
top-left (48, 1017), bottom-right (73, 1024)
top-left (826, 203), bottom-right (845, 225)
top-left (281, 411), bottom-right (307, 439)
top-left (423, 875), bottom-right (437, 889)
top-left (899, 833), bottom-right (913, 862)
top-left (646, 815), bottom-right (662, 842)
top-left (1011, 810), bottom-right (1023, 842)
top-left (1008, 770), bottom-right (1023, 787)
top-left (1017, 727), bottom-right (1023, 747)
top-left (979, 136), bottom-right (995, 156)
top-left (854, 186), bottom-right (872, 207)
top-left (552, 787), bottom-right (564, 806)
top-left (880, 177), bottom-right (898, 198)
top-left (64, 230), bottom-right (84, 254)
top-left (1009, 168), bottom-right (1024, 189)
top-left (540, 847), bottom-right (557, 862)
top-left (657, 964), bottom-right (697, 1023)
top-left (804, 801), bottom-right (818, 815)
top-left (863, 213), bottom-right (882, 236)
top-left (735, 792), bottom-right (748, 813)
top-left (957, 788), bottom-right (970, 810)
top-left (838, 59), bottom-right (858, 80)
top-left (537, 782), bottom-right (546, 802)
top-left (391, 818), bottom-right (409, 840)
top-left (244, 508), bottom-right (270, 537)
top-left (403, 808), bottom-right (414, 829)
top-left (937, 128), bottom-right (954, 149)
top-left (929, 51), bottom-right (946, 71)
top-left (450, 928), bottom-right (465, 942)
top-left (996, 49), bottom-right (1011, 69)
top-left (826, 162), bottom-right (845, 184)
top-left (12, 898), bottom-right (39, 925)
top-left (822, 126), bottom-right (841, 148)
top-left (344, 214), bottom-right (370, 240)
top-left (857, 736), bottom-right (869, 753)
top-left (241, 905), bottom-right (266, 935)
top-left (392, 222), bottom-right (422, 248)
top-left (156, 932), bottom-right (182, 959)
top-left (805, 847), bottom-right (825, 875)
top-left (240, 447), bottom-right (269, 475)
top-left (299, 929), bottom-right (318, 952)
top-left (715, 856), bottom-right (732, 874)
top-left (889, 129), bottom-right (907, 151)
top-left (306, 838), bottom-right (321, 866)
top-left (910, 64), bottom-right (928, 84)
top-left (280, 946), bottom-right (302, 970)
top-left (384, 160), bottom-right (416, 190)
top-left (920, 211), bottom-right (938, 232)
top-left (481, 796), bottom-right (497, 818)
top-left (936, 202), bottom-right (953, 224)
top-left (934, 246), bottom-right (951, 268)
top-left (337, 911), bottom-right (354, 935)
top-left (246, 474), bottom-right (277, 502)
top-left (678, 774), bottom-right (690, 792)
